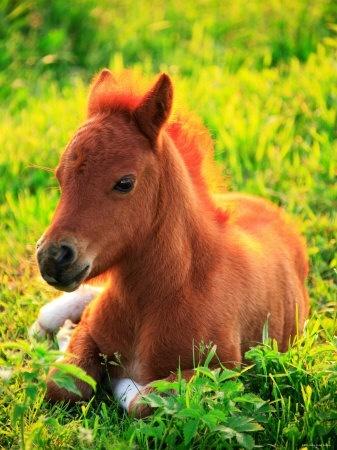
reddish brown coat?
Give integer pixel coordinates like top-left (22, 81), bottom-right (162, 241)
top-left (41, 70), bottom-right (309, 405)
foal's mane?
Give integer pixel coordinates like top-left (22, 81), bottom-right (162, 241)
top-left (89, 72), bottom-right (228, 225)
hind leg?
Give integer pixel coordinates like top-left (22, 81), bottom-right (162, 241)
top-left (29, 285), bottom-right (102, 337)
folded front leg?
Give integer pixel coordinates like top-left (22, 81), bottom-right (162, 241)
top-left (124, 369), bottom-right (195, 418)
top-left (30, 284), bottom-right (102, 337)
top-left (108, 369), bottom-right (195, 418)
top-left (124, 338), bottom-right (242, 418)
top-left (46, 320), bottom-right (102, 403)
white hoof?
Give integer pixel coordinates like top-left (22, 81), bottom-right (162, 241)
top-left (28, 320), bottom-right (47, 338)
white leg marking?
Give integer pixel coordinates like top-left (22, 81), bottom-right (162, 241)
top-left (29, 285), bottom-right (102, 337)
top-left (56, 319), bottom-right (77, 353)
top-left (28, 320), bottom-right (47, 338)
top-left (111, 378), bottom-right (144, 411)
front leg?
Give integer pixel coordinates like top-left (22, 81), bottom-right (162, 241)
top-left (126, 369), bottom-right (196, 418)
top-left (46, 319), bottom-right (102, 402)
top-left (127, 350), bottom-right (242, 418)
top-left (30, 284), bottom-right (102, 337)
top-left (124, 328), bottom-right (242, 417)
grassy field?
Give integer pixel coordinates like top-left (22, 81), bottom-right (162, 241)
top-left (1, 0), bottom-right (337, 448)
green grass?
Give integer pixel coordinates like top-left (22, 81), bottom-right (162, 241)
top-left (1, 0), bottom-right (337, 448)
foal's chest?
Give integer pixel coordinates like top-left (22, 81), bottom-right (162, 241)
top-left (87, 294), bottom-right (146, 379)
top-left (88, 292), bottom-right (203, 383)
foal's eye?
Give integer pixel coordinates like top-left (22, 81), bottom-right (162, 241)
top-left (113, 175), bottom-right (135, 193)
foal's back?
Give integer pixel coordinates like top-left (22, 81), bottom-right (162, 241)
top-left (214, 192), bottom-right (309, 352)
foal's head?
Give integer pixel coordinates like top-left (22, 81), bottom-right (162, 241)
top-left (37, 70), bottom-right (173, 291)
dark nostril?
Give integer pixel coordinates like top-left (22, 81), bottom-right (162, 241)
top-left (54, 244), bottom-right (75, 266)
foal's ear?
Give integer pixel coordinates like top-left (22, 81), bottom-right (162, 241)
top-left (134, 73), bottom-right (173, 145)
top-left (88, 69), bottom-right (116, 116)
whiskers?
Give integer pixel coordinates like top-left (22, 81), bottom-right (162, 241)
top-left (26, 164), bottom-right (60, 192)
top-left (27, 163), bottom-right (54, 173)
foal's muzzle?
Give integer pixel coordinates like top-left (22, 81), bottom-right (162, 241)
top-left (36, 238), bottom-right (90, 292)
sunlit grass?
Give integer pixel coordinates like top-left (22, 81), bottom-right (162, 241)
top-left (1, 0), bottom-right (337, 448)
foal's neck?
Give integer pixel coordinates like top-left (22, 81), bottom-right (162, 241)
top-left (118, 134), bottom-right (221, 303)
